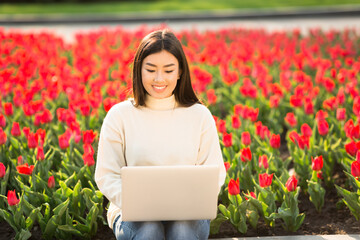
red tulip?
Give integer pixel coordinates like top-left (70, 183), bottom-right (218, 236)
top-left (11, 122), bottom-right (21, 137)
top-left (36, 145), bottom-right (45, 161)
top-left (83, 143), bottom-right (95, 155)
top-left (241, 131), bottom-right (251, 146)
top-left (7, 190), bottom-right (19, 206)
top-left (82, 130), bottom-right (97, 144)
top-left (259, 173), bottom-right (273, 188)
top-left (216, 119), bottom-right (226, 134)
top-left (285, 175), bottom-right (298, 192)
top-left (269, 95), bottom-right (280, 108)
top-left (353, 96), bottom-right (360, 116)
top-left (315, 110), bottom-right (328, 122)
top-left (206, 89), bottom-right (217, 105)
top-left (345, 141), bottom-right (358, 156)
top-left (317, 171), bottom-right (323, 179)
top-left (223, 133), bottom-right (232, 147)
top-left (290, 95), bottom-right (302, 107)
top-left (224, 162), bottom-right (230, 171)
top-left (41, 109), bottom-right (53, 124)
top-left (304, 100), bottom-right (314, 115)
top-left (83, 152), bottom-right (95, 167)
top-left (0, 114), bottom-right (5, 128)
top-left (301, 124), bottom-right (312, 138)
top-left (0, 128), bottom-right (7, 146)
top-left (16, 163), bottom-right (34, 175)
top-left (240, 147), bottom-right (252, 162)
top-left (258, 155), bottom-right (269, 169)
top-left (22, 127), bottom-right (30, 138)
top-left (4, 102), bottom-right (13, 116)
top-left (0, 162), bottom-right (6, 178)
top-left (58, 134), bottom-right (70, 149)
top-left (48, 176), bottom-right (55, 188)
top-left (27, 132), bottom-right (37, 149)
top-left (284, 112), bottom-right (297, 127)
top-left (318, 120), bottom-right (329, 136)
top-left (231, 115), bottom-right (241, 129)
top-left (351, 161), bottom-right (360, 178)
top-left (336, 108), bottom-right (346, 121)
top-left (228, 178), bottom-right (240, 195)
top-left (356, 151), bottom-right (360, 163)
top-left (311, 156), bottom-right (324, 171)
top-left (270, 134), bottom-right (280, 149)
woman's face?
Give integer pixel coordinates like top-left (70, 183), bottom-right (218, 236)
top-left (141, 50), bottom-right (181, 99)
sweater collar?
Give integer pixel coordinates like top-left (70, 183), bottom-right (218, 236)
top-left (144, 94), bottom-right (177, 111)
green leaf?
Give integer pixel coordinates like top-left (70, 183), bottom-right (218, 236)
top-left (25, 207), bottom-right (40, 230)
top-left (57, 225), bottom-right (83, 237)
top-left (218, 204), bottom-right (230, 218)
top-left (16, 229), bottom-right (32, 240)
top-left (335, 185), bottom-right (360, 220)
top-left (43, 215), bottom-right (57, 239)
top-left (0, 209), bottom-right (18, 231)
top-left (53, 198), bottom-right (70, 216)
top-left (210, 214), bottom-right (228, 235)
top-left (10, 137), bottom-right (20, 149)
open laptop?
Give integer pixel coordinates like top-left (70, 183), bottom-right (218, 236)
top-left (121, 165), bottom-right (219, 221)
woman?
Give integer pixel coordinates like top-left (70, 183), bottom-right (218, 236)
top-left (95, 29), bottom-right (226, 240)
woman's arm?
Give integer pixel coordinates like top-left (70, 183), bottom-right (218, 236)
top-left (196, 107), bottom-right (226, 194)
top-left (95, 109), bottom-right (126, 209)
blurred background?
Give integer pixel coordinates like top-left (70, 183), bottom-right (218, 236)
top-left (1, 0), bottom-right (360, 43)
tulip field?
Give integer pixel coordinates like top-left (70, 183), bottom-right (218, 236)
top-left (0, 26), bottom-right (360, 239)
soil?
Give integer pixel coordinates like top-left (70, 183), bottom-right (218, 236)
top-left (1, 166), bottom-right (359, 240)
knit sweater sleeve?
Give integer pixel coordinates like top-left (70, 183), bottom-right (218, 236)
top-left (95, 104), bottom-right (126, 209)
top-left (196, 106), bottom-right (226, 194)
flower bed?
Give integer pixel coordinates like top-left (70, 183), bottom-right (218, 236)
top-left (0, 26), bottom-right (359, 240)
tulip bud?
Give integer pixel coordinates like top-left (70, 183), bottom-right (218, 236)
top-left (240, 147), bottom-right (252, 162)
top-left (224, 162), bottom-right (230, 171)
top-left (301, 123), bottom-right (312, 138)
top-left (258, 155), bottom-right (269, 169)
top-left (7, 190), bottom-right (19, 206)
top-left (270, 134), bottom-right (281, 149)
top-left (336, 108), bottom-right (346, 121)
top-left (223, 133), bottom-right (233, 147)
top-left (83, 153), bottom-right (95, 167)
top-left (48, 176), bottom-right (55, 188)
top-left (228, 178), bottom-right (240, 195)
top-left (36, 145), bottom-right (45, 161)
top-left (285, 175), bottom-right (298, 192)
top-left (4, 102), bottom-right (13, 116)
top-left (311, 156), bottom-right (324, 171)
top-left (351, 161), bottom-right (360, 178)
top-left (231, 115), bottom-right (241, 129)
top-left (241, 131), bottom-right (251, 146)
top-left (0, 114), bottom-right (6, 128)
top-left (0, 162), bottom-right (6, 178)
top-left (0, 128), bottom-right (7, 146)
top-left (259, 173), bottom-right (273, 188)
top-left (11, 122), bottom-right (21, 137)
top-left (318, 120), bottom-right (329, 136)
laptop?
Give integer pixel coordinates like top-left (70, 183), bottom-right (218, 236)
top-left (121, 165), bottom-right (219, 221)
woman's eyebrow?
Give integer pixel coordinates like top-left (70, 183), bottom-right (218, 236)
top-left (145, 63), bottom-right (175, 67)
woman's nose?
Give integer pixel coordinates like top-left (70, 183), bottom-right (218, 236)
top-left (154, 72), bottom-right (164, 82)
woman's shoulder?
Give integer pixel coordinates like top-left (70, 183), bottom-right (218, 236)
top-left (184, 103), bottom-right (214, 120)
top-left (105, 99), bottom-right (135, 120)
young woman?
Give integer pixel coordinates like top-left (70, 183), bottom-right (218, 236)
top-left (95, 29), bottom-right (226, 240)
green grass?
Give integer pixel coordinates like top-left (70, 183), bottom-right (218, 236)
top-left (1, 0), bottom-right (360, 15)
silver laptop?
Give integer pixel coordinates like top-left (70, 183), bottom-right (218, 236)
top-left (121, 165), bottom-right (219, 221)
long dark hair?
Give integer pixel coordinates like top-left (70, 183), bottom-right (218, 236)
top-left (132, 29), bottom-right (200, 107)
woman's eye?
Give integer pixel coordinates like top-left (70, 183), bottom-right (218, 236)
top-left (165, 71), bottom-right (174, 73)
top-left (146, 69), bottom-right (155, 73)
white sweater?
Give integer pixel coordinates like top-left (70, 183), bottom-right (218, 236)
top-left (95, 94), bottom-right (226, 229)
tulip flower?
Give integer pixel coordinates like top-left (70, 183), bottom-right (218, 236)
top-left (351, 161), bottom-right (360, 178)
top-left (16, 163), bottom-right (34, 175)
top-left (336, 108), bottom-right (346, 121)
top-left (0, 128), bottom-right (7, 146)
top-left (259, 173), bottom-right (273, 188)
top-left (270, 134), bottom-right (280, 149)
top-left (36, 145), bottom-right (45, 161)
top-left (301, 123), bottom-right (312, 138)
top-left (11, 122), bottom-right (21, 137)
top-left (315, 110), bottom-right (328, 122)
top-left (7, 190), bottom-right (19, 206)
top-left (223, 132), bottom-right (232, 147)
top-left (311, 156), bottom-right (324, 171)
top-left (269, 95), bottom-right (280, 108)
top-left (4, 102), bottom-right (13, 116)
top-left (206, 89), bottom-right (217, 105)
top-left (231, 115), bottom-right (241, 129)
top-left (241, 131), bottom-right (251, 146)
top-left (353, 96), bottom-right (360, 116)
top-left (0, 162), bottom-right (6, 178)
top-left (0, 114), bottom-right (6, 128)
top-left (228, 178), bottom-right (240, 195)
top-left (258, 155), bottom-right (269, 169)
top-left (83, 130), bottom-right (97, 144)
top-left (224, 162), bottom-right (230, 171)
top-left (285, 175), bottom-right (298, 192)
top-left (304, 100), bottom-right (314, 115)
top-left (284, 112), bottom-right (297, 127)
top-left (289, 95), bottom-right (302, 107)
top-left (216, 119), bottom-right (226, 134)
top-left (83, 152), bottom-right (95, 167)
top-left (83, 143), bottom-right (95, 155)
top-left (345, 141), bottom-right (358, 156)
top-left (27, 132), bottom-right (37, 149)
top-left (58, 134), bottom-right (70, 149)
top-left (48, 176), bottom-right (55, 188)
top-left (240, 147), bottom-right (252, 162)
top-left (41, 109), bottom-right (53, 124)
top-left (317, 120), bottom-right (329, 136)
